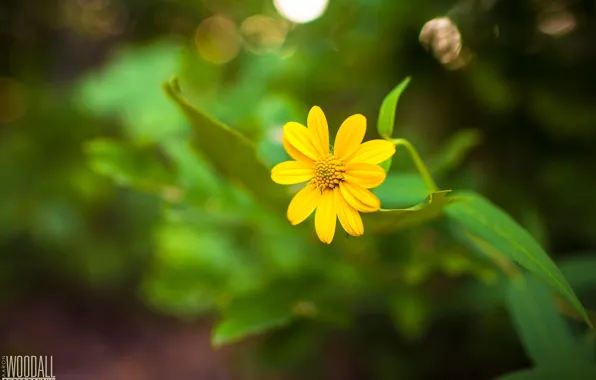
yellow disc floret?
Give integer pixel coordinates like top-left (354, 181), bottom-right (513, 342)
top-left (312, 154), bottom-right (345, 190)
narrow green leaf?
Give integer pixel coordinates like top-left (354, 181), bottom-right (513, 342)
top-left (377, 76), bottom-right (412, 139)
top-left (496, 366), bottom-right (596, 380)
top-left (163, 78), bottom-right (290, 213)
top-left (559, 255), bottom-right (596, 291)
top-left (445, 192), bottom-right (591, 327)
top-left (430, 128), bottom-right (482, 174)
top-left (507, 276), bottom-right (589, 367)
top-left (366, 190), bottom-right (455, 232)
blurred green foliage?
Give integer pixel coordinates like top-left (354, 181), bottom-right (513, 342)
top-left (1, 0), bottom-right (596, 378)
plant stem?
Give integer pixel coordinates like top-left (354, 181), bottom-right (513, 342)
top-left (390, 138), bottom-right (439, 192)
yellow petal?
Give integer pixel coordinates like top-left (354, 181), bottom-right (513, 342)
top-left (344, 162), bottom-right (386, 189)
top-left (287, 183), bottom-right (321, 225)
top-left (333, 114), bottom-right (366, 160)
top-left (271, 161), bottom-right (314, 185)
top-left (283, 122), bottom-right (321, 160)
top-left (307, 106), bottom-right (329, 157)
top-left (339, 181), bottom-right (380, 212)
top-left (315, 189), bottom-right (336, 244)
top-left (335, 187), bottom-right (363, 236)
top-left (348, 139), bottom-right (396, 165)
top-left (282, 134), bottom-right (313, 164)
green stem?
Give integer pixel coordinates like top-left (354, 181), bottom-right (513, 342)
top-left (390, 138), bottom-right (439, 193)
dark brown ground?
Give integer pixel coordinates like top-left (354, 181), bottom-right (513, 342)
top-left (0, 294), bottom-right (232, 380)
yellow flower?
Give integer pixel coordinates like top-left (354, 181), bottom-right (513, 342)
top-left (271, 106), bottom-right (396, 244)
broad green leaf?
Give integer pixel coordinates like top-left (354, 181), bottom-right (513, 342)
top-left (212, 278), bottom-right (352, 347)
top-left (366, 190), bottom-right (455, 232)
top-left (160, 138), bottom-right (222, 201)
top-left (507, 276), bottom-right (590, 367)
top-left (84, 138), bottom-right (176, 194)
top-left (377, 76), bottom-right (411, 139)
top-left (163, 78), bottom-right (290, 213)
top-left (141, 263), bottom-right (218, 318)
top-left (445, 192), bottom-right (591, 327)
top-left (373, 173), bottom-right (428, 209)
top-left (496, 366), bottom-right (596, 380)
top-left (78, 41), bottom-right (186, 142)
top-left (212, 285), bottom-right (301, 347)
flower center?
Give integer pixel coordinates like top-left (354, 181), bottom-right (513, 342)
top-left (312, 154), bottom-right (345, 190)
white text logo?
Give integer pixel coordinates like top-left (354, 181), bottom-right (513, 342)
top-left (1, 356), bottom-right (55, 380)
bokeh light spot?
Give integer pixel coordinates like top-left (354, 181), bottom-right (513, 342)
top-left (538, 10), bottom-right (576, 37)
top-left (273, 0), bottom-right (329, 24)
top-left (61, 0), bottom-right (127, 38)
top-left (241, 15), bottom-right (287, 55)
top-left (195, 16), bottom-right (240, 64)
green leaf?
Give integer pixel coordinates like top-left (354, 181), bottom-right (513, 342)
top-left (373, 173), bottom-right (428, 209)
top-left (160, 138), bottom-right (222, 201)
top-left (377, 76), bottom-right (411, 139)
top-left (390, 290), bottom-right (430, 342)
top-left (366, 190), bottom-right (455, 232)
top-left (212, 277), bottom-right (353, 347)
top-left (430, 128), bottom-right (482, 174)
top-left (559, 255), bottom-right (596, 291)
top-left (379, 157), bottom-right (392, 172)
top-left (507, 276), bottom-right (590, 367)
top-left (212, 286), bottom-right (299, 347)
top-left (445, 192), bottom-right (592, 327)
top-left (163, 78), bottom-right (290, 213)
top-left (496, 366), bottom-right (596, 380)
top-left (78, 41), bottom-right (186, 142)
top-left (210, 301), bottom-right (289, 342)
top-left (84, 138), bottom-right (176, 194)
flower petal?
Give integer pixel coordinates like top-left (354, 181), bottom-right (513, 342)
top-left (307, 106), bottom-right (329, 157)
top-left (333, 114), bottom-right (366, 160)
top-left (335, 187), bottom-right (363, 236)
top-left (287, 183), bottom-right (321, 225)
top-left (344, 162), bottom-right (386, 189)
top-left (282, 134), bottom-right (313, 163)
top-left (283, 122), bottom-right (321, 160)
top-left (271, 161), bottom-right (314, 185)
top-left (348, 139), bottom-right (396, 165)
top-left (315, 189), bottom-right (336, 244)
top-left (339, 181), bottom-right (380, 212)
